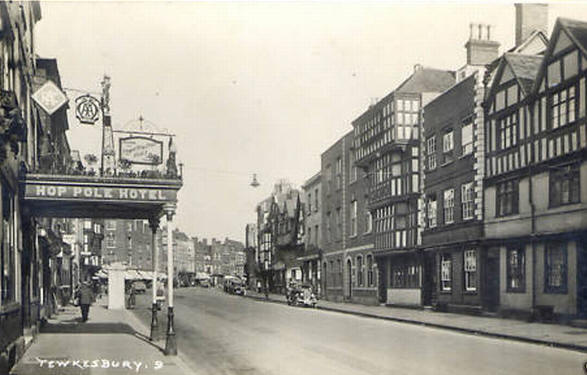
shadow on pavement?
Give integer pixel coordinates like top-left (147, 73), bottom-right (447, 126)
top-left (41, 321), bottom-right (136, 334)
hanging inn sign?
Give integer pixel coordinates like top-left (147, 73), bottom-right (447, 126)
top-left (75, 94), bottom-right (101, 124)
top-left (119, 136), bottom-right (163, 165)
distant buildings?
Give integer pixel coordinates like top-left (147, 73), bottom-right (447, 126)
top-left (255, 180), bottom-right (305, 293)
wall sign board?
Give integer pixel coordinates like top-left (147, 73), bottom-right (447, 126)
top-left (119, 136), bottom-right (164, 165)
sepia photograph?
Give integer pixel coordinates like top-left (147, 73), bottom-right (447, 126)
top-left (0, 0), bottom-right (586, 374)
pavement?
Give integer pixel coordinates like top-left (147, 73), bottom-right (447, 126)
top-left (244, 289), bottom-right (587, 353)
top-left (9, 296), bottom-right (194, 375)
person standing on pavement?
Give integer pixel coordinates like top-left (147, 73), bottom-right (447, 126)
top-left (77, 281), bottom-right (95, 322)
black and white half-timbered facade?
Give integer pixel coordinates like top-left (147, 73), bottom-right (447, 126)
top-left (484, 18), bottom-right (587, 319)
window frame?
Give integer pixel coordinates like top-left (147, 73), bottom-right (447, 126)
top-left (440, 253), bottom-right (452, 292)
top-left (461, 182), bottom-right (475, 220)
top-left (461, 120), bottom-right (473, 156)
top-left (544, 242), bottom-right (568, 294)
top-left (506, 247), bottom-right (526, 293)
top-left (427, 136), bottom-right (437, 170)
top-left (463, 249), bottom-right (477, 292)
top-left (549, 163), bottom-right (581, 208)
top-left (443, 188), bottom-right (455, 225)
top-left (496, 178), bottom-right (519, 217)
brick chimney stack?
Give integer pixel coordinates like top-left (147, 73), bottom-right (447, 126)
top-left (515, 3), bottom-right (548, 47)
top-left (465, 23), bottom-right (500, 66)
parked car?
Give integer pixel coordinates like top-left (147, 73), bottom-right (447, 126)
top-left (224, 277), bottom-right (246, 296)
top-left (198, 279), bottom-right (210, 288)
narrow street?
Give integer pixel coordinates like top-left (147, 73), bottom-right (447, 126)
top-left (131, 287), bottom-right (586, 375)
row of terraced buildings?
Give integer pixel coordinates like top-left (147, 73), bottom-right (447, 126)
top-left (247, 4), bottom-right (587, 322)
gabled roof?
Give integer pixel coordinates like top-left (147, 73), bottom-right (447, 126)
top-left (395, 67), bottom-right (455, 94)
top-left (486, 53), bottom-right (542, 102)
top-left (504, 53), bottom-right (543, 94)
top-left (508, 30), bottom-right (549, 54)
top-left (534, 17), bottom-right (587, 95)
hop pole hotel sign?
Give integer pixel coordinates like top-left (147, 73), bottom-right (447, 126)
top-left (31, 81), bottom-right (68, 115)
top-left (25, 183), bottom-right (176, 203)
top-left (119, 136), bottom-right (163, 165)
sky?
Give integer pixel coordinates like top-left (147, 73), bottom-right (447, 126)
top-left (34, 1), bottom-right (587, 242)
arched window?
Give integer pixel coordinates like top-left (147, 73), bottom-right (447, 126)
top-left (367, 255), bottom-right (373, 287)
top-left (357, 256), bottom-right (363, 287)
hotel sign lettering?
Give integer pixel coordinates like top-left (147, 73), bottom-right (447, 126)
top-left (26, 184), bottom-right (176, 202)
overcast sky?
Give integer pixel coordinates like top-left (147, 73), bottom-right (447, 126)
top-left (34, 1), bottom-right (587, 242)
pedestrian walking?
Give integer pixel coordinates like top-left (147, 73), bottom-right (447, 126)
top-left (76, 281), bottom-right (95, 322)
top-left (128, 282), bottom-right (136, 309)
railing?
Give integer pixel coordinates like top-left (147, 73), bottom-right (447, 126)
top-left (25, 162), bottom-right (182, 181)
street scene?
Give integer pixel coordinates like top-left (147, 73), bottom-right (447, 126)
top-left (0, 1), bottom-right (587, 375)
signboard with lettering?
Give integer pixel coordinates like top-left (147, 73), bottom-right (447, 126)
top-left (119, 137), bottom-right (163, 165)
top-left (25, 183), bottom-right (177, 203)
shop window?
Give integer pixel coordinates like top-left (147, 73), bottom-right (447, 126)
top-left (545, 243), bottom-right (567, 293)
top-left (496, 179), bottom-right (519, 217)
top-left (440, 254), bottom-right (452, 291)
top-left (391, 263), bottom-right (420, 288)
top-left (507, 248), bottom-right (525, 292)
top-left (549, 164), bottom-right (580, 207)
top-left (464, 250), bottom-right (477, 292)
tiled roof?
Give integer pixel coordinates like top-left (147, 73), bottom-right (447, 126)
top-left (560, 17), bottom-right (587, 55)
top-left (395, 67), bottom-right (455, 94)
top-left (504, 53), bottom-right (543, 94)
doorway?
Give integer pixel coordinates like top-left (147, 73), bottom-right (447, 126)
top-left (422, 252), bottom-right (436, 307)
top-left (484, 248), bottom-right (500, 312)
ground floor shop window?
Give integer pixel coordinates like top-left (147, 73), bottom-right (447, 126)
top-left (440, 254), bottom-right (452, 291)
top-left (507, 248), bottom-right (525, 292)
top-left (464, 250), bottom-right (477, 292)
top-left (545, 243), bottom-right (567, 293)
top-left (390, 262), bottom-right (419, 288)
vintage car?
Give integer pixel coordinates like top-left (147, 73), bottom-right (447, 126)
top-left (224, 277), bottom-right (246, 296)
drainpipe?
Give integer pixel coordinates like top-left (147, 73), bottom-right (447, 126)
top-left (529, 161), bottom-right (537, 320)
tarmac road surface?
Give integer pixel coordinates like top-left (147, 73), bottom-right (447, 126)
top-left (131, 287), bottom-right (586, 375)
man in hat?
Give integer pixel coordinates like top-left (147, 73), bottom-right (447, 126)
top-left (76, 280), bottom-right (95, 322)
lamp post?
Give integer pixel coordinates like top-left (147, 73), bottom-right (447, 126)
top-left (149, 217), bottom-right (160, 341)
top-left (164, 203), bottom-right (177, 355)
